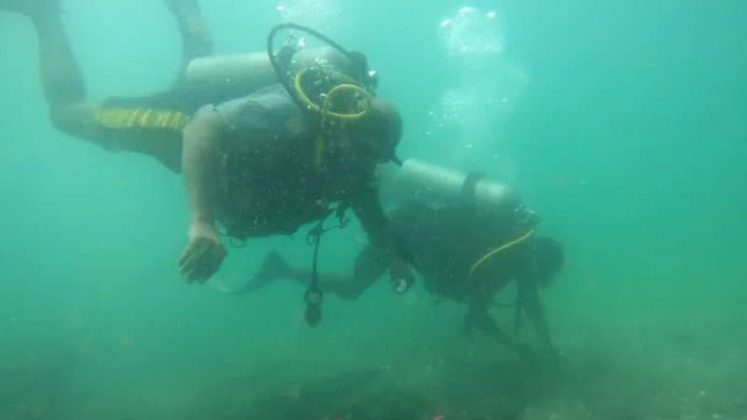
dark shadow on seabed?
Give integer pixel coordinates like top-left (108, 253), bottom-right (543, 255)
top-left (181, 367), bottom-right (431, 420)
top-left (5, 325), bottom-right (745, 419)
top-left (0, 348), bottom-right (79, 420)
top-left (179, 357), bottom-right (540, 420)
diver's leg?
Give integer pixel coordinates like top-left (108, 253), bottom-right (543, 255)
top-left (1, 2), bottom-right (87, 112)
top-left (301, 244), bottom-right (389, 300)
top-left (0, 0), bottom-right (60, 17)
top-left (2, 1), bottom-right (186, 171)
top-left (464, 300), bottom-right (537, 364)
top-left (246, 251), bottom-right (361, 298)
top-left (164, 0), bottom-right (213, 68)
top-left (34, 11), bottom-right (86, 111)
top-left (246, 246), bottom-right (388, 300)
top-left (305, 244), bottom-right (389, 300)
top-left (518, 279), bottom-right (560, 373)
top-left (340, 244), bottom-right (390, 299)
top-left (243, 251), bottom-right (298, 292)
top-left (2, 2), bottom-right (107, 142)
top-left (465, 285), bottom-right (529, 356)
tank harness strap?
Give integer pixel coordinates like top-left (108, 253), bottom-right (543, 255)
top-left (514, 296), bottom-right (523, 338)
top-left (460, 171), bottom-right (485, 211)
top-left (303, 203), bottom-right (350, 327)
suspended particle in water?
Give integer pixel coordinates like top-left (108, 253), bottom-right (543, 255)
top-left (440, 6), bottom-right (504, 59)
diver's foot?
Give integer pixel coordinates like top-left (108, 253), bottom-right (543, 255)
top-left (247, 251), bottom-right (291, 291)
top-left (0, 0), bottom-right (60, 17)
top-left (164, 0), bottom-right (201, 17)
top-left (164, 0), bottom-right (213, 57)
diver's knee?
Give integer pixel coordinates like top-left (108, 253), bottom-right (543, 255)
top-left (337, 284), bottom-right (365, 301)
top-left (49, 107), bottom-right (75, 133)
top-left (49, 103), bottom-right (95, 137)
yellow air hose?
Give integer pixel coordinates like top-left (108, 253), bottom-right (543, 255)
top-left (293, 68), bottom-right (373, 168)
top-left (467, 229), bottom-right (535, 281)
top-left (294, 67), bottom-right (371, 119)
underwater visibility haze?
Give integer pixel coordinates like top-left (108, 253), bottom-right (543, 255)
top-left (1, 0), bottom-right (746, 419)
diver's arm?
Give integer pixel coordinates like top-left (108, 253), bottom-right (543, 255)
top-left (178, 111), bottom-right (227, 282)
top-left (351, 189), bottom-right (414, 292)
top-left (465, 291), bottom-right (526, 354)
top-left (182, 111), bottom-right (224, 225)
top-left (518, 277), bottom-right (556, 355)
top-left (350, 188), bottom-right (391, 248)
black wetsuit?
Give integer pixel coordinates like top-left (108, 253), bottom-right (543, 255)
top-left (96, 82), bottom-right (390, 243)
top-left (92, 82), bottom-right (250, 171)
top-left (204, 85), bottom-right (375, 239)
top-left (381, 201), bottom-right (534, 300)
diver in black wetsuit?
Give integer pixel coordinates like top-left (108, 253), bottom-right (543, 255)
top-left (1, 0), bottom-right (412, 291)
top-left (245, 160), bottom-right (564, 362)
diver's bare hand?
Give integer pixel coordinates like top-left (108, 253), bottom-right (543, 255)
top-left (178, 220), bottom-right (227, 283)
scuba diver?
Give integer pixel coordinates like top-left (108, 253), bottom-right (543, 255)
top-left (241, 160), bottom-right (564, 361)
top-left (1, 0), bottom-right (412, 309)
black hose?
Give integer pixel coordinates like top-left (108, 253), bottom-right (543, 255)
top-left (267, 23), bottom-right (354, 113)
top-left (304, 228), bottom-right (324, 327)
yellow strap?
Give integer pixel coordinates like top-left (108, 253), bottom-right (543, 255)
top-left (94, 107), bottom-right (190, 131)
top-left (467, 229), bottom-right (535, 281)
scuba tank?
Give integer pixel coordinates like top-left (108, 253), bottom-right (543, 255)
top-left (179, 25), bottom-right (379, 171)
top-left (384, 159), bottom-right (533, 223)
top-left (181, 52), bottom-right (276, 93)
top-left (180, 47), bottom-right (358, 95)
top-left (180, 21), bottom-right (376, 107)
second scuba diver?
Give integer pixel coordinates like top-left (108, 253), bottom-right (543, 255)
top-left (241, 160), bottom-right (564, 363)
